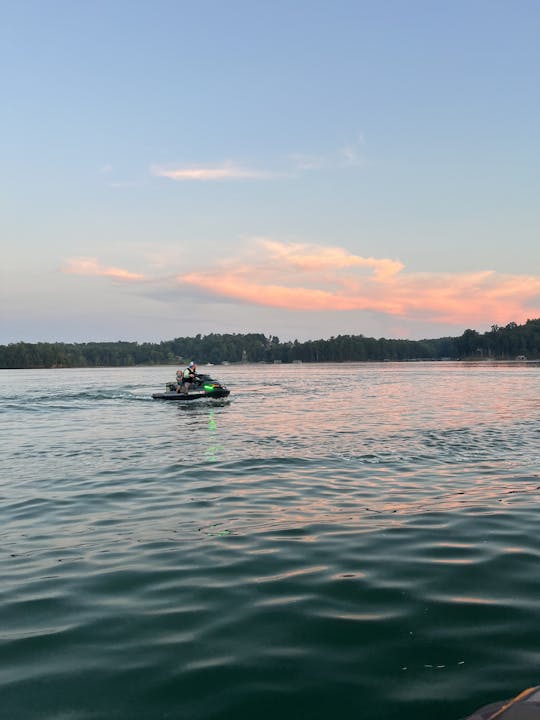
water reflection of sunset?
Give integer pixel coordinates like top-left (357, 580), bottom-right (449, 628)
top-left (2, 361), bottom-right (540, 720)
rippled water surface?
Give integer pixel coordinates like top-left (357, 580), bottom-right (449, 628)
top-left (1, 362), bottom-right (540, 720)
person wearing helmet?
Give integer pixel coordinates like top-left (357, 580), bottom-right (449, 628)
top-left (176, 361), bottom-right (199, 394)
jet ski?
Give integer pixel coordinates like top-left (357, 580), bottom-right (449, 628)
top-left (461, 685), bottom-right (540, 719)
top-left (152, 373), bottom-right (230, 401)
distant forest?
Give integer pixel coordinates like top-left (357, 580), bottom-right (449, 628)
top-left (1, 319), bottom-right (539, 369)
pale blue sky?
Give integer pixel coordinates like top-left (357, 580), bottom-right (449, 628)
top-left (2, 0), bottom-right (539, 343)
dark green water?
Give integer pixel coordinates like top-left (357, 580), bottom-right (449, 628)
top-left (1, 362), bottom-right (539, 720)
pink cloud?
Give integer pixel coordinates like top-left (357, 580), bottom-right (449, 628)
top-left (177, 241), bottom-right (540, 326)
top-left (179, 272), bottom-right (405, 313)
top-left (258, 239), bottom-right (403, 278)
top-left (61, 257), bottom-right (145, 281)
top-left (151, 164), bottom-right (271, 181)
top-left (60, 241), bottom-right (540, 329)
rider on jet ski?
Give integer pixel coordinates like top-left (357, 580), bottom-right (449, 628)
top-left (176, 361), bottom-right (200, 394)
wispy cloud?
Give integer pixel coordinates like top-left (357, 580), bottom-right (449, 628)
top-left (289, 153), bottom-right (325, 171)
top-left (289, 135), bottom-right (366, 172)
top-left (61, 257), bottom-right (145, 281)
top-left (151, 163), bottom-right (274, 181)
top-left (339, 144), bottom-right (362, 167)
top-left (152, 136), bottom-right (366, 182)
top-left (339, 134), bottom-right (365, 166)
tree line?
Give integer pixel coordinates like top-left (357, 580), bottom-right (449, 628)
top-left (1, 319), bottom-right (539, 369)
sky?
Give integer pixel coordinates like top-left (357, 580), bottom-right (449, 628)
top-left (1, 0), bottom-right (539, 344)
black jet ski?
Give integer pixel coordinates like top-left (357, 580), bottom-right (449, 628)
top-left (152, 374), bottom-right (230, 401)
top-left (461, 685), bottom-right (540, 719)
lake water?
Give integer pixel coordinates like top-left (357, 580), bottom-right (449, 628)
top-left (1, 362), bottom-right (540, 720)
